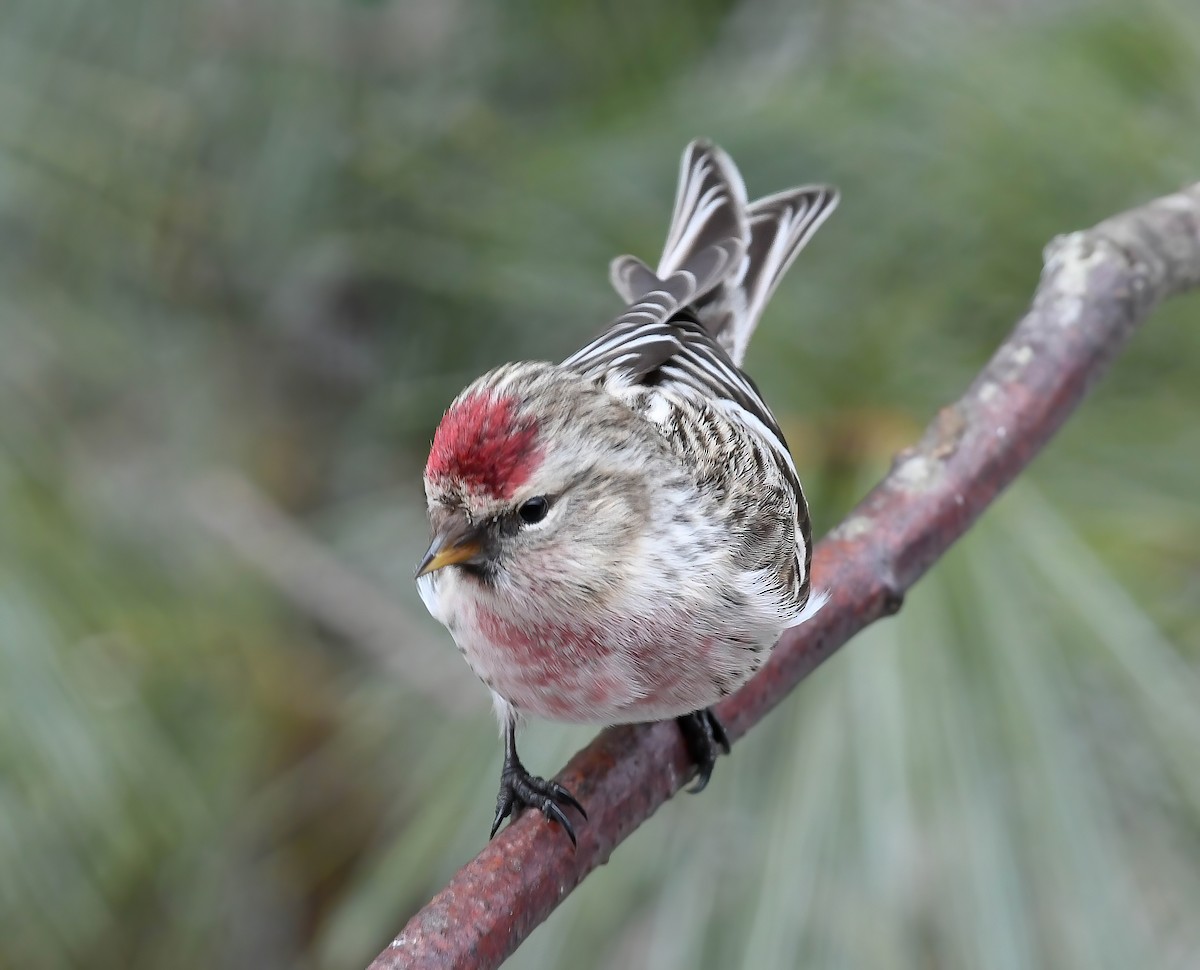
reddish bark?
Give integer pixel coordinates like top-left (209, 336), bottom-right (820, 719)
top-left (371, 183), bottom-right (1200, 970)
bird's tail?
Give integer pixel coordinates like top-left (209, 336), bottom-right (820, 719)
top-left (610, 140), bottom-right (839, 367)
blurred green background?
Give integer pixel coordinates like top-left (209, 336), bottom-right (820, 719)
top-left (2, 0), bottom-right (1200, 967)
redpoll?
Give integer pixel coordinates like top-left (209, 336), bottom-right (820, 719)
top-left (416, 140), bottom-right (837, 845)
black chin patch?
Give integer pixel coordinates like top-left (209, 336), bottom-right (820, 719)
top-left (459, 560), bottom-right (499, 585)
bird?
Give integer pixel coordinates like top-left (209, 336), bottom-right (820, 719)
top-left (415, 139), bottom-right (838, 846)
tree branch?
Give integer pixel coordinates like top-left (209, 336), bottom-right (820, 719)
top-left (370, 183), bottom-right (1200, 970)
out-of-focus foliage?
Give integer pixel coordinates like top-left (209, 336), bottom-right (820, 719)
top-left (2, 0), bottom-right (1199, 967)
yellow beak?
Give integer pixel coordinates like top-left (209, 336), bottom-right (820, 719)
top-left (415, 519), bottom-right (487, 578)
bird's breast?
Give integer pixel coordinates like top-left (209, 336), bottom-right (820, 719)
top-left (446, 591), bottom-right (772, 725)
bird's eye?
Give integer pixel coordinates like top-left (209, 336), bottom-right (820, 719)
top-left (517, 496), bottom-right (550, 525)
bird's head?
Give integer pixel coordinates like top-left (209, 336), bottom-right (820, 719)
top-left (417, 364), bottom-right (660, 606)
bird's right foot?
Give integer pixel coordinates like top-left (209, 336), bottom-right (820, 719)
top-left (491, 752), bottom-right (586, 847)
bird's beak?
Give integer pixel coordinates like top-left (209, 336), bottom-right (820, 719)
top-left (415, 517), bottom-right (489, 578)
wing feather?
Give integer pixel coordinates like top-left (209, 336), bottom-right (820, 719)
top-left (562, 141), bottom-right (836, 607)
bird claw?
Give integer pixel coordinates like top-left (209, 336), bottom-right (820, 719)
top-left (677, 708), bottom-right (731, 793)
top-left (491, 762), bottom-right (587, 847)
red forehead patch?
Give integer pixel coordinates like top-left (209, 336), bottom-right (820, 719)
top-left (426, 391), bottom-right (542, 500)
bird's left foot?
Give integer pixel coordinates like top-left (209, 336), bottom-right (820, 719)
top-left (491, 753), bottom-right (587, 847)
top-left (676, 708), bottom-right (731, 793)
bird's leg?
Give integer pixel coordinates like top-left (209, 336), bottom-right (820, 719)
top-left (491, 716), bottom-right (587, 847)
top-left (676, 708), bottom-right (731, 793)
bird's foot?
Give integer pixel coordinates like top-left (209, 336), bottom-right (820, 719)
top-left (491, 756), bottom-right (587, 847)
top-left (676, 708), bottom-right (731, 793)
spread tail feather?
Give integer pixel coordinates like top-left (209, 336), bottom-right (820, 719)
top-left (608, 140), bottom-right (838, 366)
top-left (609, 140), bottom-right (747, 310)
top-left (731, 185), bottom-right (839, 364)
top-left (656, 140), bottom-right (749, 281)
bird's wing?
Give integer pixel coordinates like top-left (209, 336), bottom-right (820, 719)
top-left (571, 237), bottom-right (741, 371)
top-left (563, 309), bottom-right (788, 456)
top-left (563, 140), bottom-right (831, 607)
top-left (565, 303), bottom-right (813, 611)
